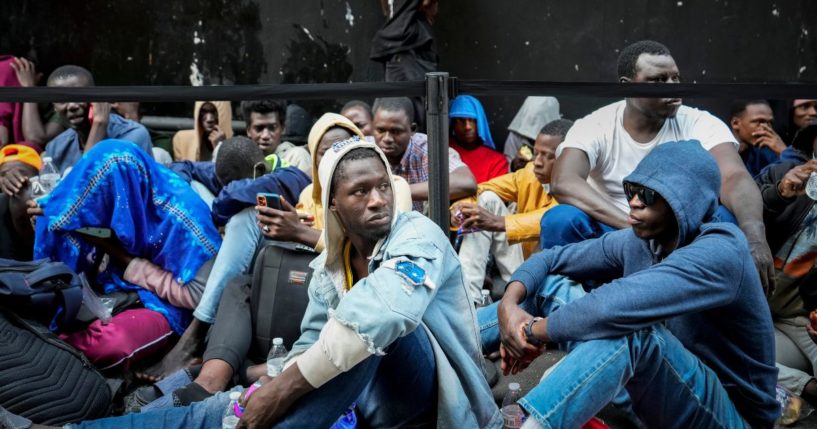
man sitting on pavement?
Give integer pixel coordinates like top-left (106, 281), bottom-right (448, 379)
top-left (480, 140), bottom-right (779, 429)
top-left (42, 65), bottom-right (153, 174)
top-left (242, 100), bottom-right (311, 176)
top-left (451, 119), bottom-right (571, 303)
top-left (448, 95), bottom-right (509, 183)
top-left (545, 40), bottom-right (775, 292)
top-left (729, 99), bottom-right (784, 177)
top-left (371, 96), bottom-right (477, 211)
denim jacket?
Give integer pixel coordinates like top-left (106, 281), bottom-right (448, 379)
top-left (288, 212), bottom-right (501, 428)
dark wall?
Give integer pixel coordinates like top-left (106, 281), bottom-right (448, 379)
top-left (2, 0), bottom-right (816, 143)
top-left (437, 0), bottom-right (817, 145)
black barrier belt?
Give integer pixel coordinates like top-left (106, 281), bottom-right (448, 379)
top-left (0, 81), bottom-right (426, 103)
top-left (1, 79), bottom-right (817, 102)
top-left (456, 81), bottom-right (817, 99)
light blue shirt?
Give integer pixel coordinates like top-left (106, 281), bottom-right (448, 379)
top-left (45, 113), bottom-right (153, 174)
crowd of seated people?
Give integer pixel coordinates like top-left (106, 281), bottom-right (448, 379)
top-left (3, 37), bottom-right (817, 429)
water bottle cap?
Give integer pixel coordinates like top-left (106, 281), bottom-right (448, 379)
top-left (273, 337), bottom-right (284, 345)
top-left (42, 156), bottom-right (53, 163)
top-left (508, 382), bottom-right (520, 391)
top-left (229, 391), bottom-right (241, 400)
top-left (481, 290), bottom-right (490, 296)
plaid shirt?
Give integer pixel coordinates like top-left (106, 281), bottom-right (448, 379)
top-left (390, 133), bottom-right (466, 211)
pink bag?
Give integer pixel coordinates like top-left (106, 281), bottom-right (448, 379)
top-left (59, 308), bottom-right (173, 370)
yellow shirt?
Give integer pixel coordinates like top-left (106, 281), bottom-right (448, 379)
top-left (453, 163), bottom-right (558, 258)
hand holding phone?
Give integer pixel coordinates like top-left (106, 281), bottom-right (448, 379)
top-left (256, 192), bottom-right (283, 210)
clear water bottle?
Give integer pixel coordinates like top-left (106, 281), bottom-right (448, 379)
top-left (501, 382), bottom-right (526, 429)
top-left (39, 156), bottom-right (60, 194)
top-left (222, 391), bottom-right (241, 429)
top-left (806, 172), bottom-right (817, 200)
top-left (267, 337), bottom-right (288, 377)
top-left (476, 289), bottom-right (493, 308)
top-left (28, 176), bottom-right (47, 200)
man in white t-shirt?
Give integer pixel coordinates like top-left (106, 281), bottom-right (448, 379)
top-left (545, 40), bottom-right (775, 291)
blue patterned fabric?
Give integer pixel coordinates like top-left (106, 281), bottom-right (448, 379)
top-left (449, 95), bottom-right (495, 149)
top-left (34, 139), bottom-right (221, 333)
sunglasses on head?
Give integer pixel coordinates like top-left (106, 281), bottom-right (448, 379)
top-left (623, 182), bottom-right (657, 206)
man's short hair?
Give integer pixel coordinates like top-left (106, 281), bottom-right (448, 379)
top-left (729, 99), bottom-right (771, 119)
top-left (341, 100), bottom-right (373, 118)
top-left (241, 100), bottom-right (286, 127)
top-left (539, 119), bottom-right (574, 141)
top-left (215, 135), bottom-right (266, 185)
top-left (47, 65), bottom-right (94, 86)
top-left (372, 97), bottom-right (415, 123)
top-left (330, 147), bottom-right (383, 199)
top-left (617, 40), bottom-right (672, 79)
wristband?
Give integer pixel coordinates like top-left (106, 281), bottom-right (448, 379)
top-left (524, 317), bottom-right (545, 347)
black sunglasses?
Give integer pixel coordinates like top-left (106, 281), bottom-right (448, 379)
top-left (623, 182), bottom-right (657, 206)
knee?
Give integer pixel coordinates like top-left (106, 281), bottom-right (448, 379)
top-left (477, 190), bottom-right (504, 212)
top-left (61, 309), bottom-right (172, 368)
top-left (540, 205), bottom-right (588, 232)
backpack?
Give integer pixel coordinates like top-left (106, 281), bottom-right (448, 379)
top-left (0, 306), bottom-right (112, 424)
top-left (0, 258), bottom-right (82, 328)
top-left (250, 241), bottom-right (317, 353)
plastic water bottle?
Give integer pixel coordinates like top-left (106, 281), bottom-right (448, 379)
top-left (28, 177), bottom-right (47, 200)
top-left (267, 337), bottom-right (288, 377)
top-left (222, 391), bottom-right (241, 429)
top-left (476, 289), bottom-right (493, 308)
top-left (38, 156), bottom-right (60, 194)
top-left (806, 172), bottom-right (817, 200)
top-left (501, 382), bottom-right (526, 429)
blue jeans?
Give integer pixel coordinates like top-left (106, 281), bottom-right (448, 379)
top-left (193, 207), bottom-right (264, 323)
top-left (539, 204), bottom-right (738, 250)
top-left (72, 327), bottom-right (437, 428)
top-left (539, 205), bottom-right (616, 250)
top-left (476, 275), bottom-right (750, 429)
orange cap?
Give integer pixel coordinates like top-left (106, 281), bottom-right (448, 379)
top-left (0, 144), bottom-right (43, 171)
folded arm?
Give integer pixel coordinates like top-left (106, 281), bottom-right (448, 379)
top-left (551, 148), bottom-right (629, 229)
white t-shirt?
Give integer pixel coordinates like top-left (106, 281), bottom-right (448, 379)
top-left (557, 100), bottom-right (737, 213)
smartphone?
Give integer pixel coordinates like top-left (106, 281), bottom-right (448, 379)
top-left (257, 192), bottom-right (283, 210)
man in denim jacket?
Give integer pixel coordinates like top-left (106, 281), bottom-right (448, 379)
top-left (236, 138), bottom-right (499, 428)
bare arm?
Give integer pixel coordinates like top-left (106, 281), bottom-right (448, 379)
top-left (550, 148), bottom-right (629, 229)
top-left (409, 165), bottom-right (477, 201)
top-left (10, 57), bottom-right (65, 148)
top-left (83, 102), bottom-right (110, 153)
top-left (709, 142), bottom-right (774, 293)
top-left (21, 103), bottom-right (65, 147)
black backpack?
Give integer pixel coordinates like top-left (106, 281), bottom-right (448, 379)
top-left (0, 258), bottom-right (83, 328)
top-left (251, 241), bottom-right (317, 353)
top-left (0, 306), bottom-right (112, 424)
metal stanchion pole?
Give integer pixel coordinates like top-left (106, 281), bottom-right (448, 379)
top-left (425, 72), bottom-right (450, 231)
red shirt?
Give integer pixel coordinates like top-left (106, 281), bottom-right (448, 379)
top-left (449, 139), bottom-right (509, 183)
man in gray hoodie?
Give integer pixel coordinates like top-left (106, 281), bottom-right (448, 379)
top-left (480, 140), bottom-right (779, 428)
